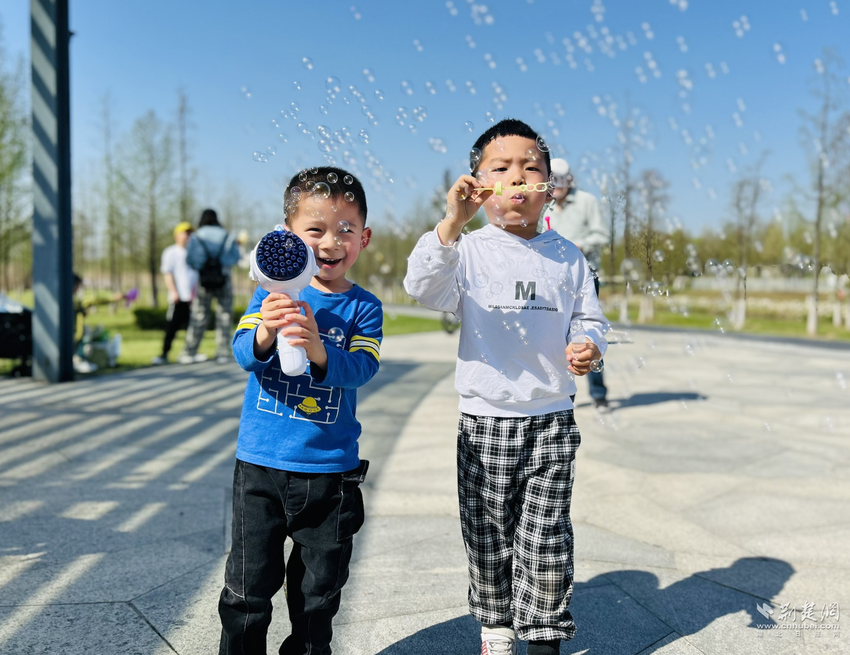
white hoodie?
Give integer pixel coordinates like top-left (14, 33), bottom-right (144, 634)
top-left (404, 224), bottom-right (609, 417)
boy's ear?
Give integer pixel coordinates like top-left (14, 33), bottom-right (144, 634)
top-left (360, 227), bottom-right (372, 250)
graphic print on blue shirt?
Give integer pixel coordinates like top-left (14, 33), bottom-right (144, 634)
top-left (256, 331), bottom-right (346, 424)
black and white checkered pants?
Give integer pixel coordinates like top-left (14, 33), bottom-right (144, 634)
top-left (457, 410), bottom-right (580, 642)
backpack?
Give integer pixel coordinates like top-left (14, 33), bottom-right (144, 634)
top-left (196, 238), bottom-right (227, 290)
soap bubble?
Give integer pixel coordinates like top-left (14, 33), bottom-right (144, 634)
top-left (464, 121), bottom-right (475, 132)
top-left (536, 135), bottom-right (549, 152)
top-left (686, 256), bottom-right (702, 275)
top-left (327, 327), bottom-right (344, 342)
top-left (469, 147), bottom-right (482, 170)
top-left (344, 191), bottom-right (356, 202)
top-left (375, 89), bottom-right (385, 100)
top-left (489, 281), bottom-right (503, 294)
top-left (302, 57), bottom-right (313, 70)
top-left (474, 272), bottom-right (489, 288)
top-left (325, 76), bottom-right (341, 93)
top-left (343, 175), bottom-right (354, 185)
top-left (652, 250), bottom-right (665, 262)
top-left (327, 172), bottom-right (339, 184)
top-left (314, 182), bottom-right (332, 199)
top-left (359, 129), bottom-right (370, 143)
top-left (525, 148), bottom-right (538, 161)
top-left (266, 145), bottom-right (276, 156)
top-left (590, 360), bottom-right (604, 373)
top-left (338, 220), bottom-right (350, 231)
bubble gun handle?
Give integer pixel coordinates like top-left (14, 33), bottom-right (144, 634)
top-left (275, 290), bottom-right (308, 376)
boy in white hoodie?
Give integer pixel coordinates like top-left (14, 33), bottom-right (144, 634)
top-left (404, 119), bottom-right (609, 655)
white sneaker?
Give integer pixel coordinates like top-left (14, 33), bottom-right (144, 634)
top-left (178, 353), bottom-right (208, 364)
top-left (481, 626), bottom-right (516, 655)
top-left (151, 356), bottom-right (167, 365)
top-left (73, 358), bottom-right (98, 374)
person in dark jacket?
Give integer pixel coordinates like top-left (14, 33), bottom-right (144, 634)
top-left (179, 209), bottom-right (241, 364)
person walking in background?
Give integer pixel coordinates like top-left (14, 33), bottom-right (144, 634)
top-left (152, 221), bottom-right (198, 365)
top-left (179, 209), bottom-right (241, 365)
top-left (546, 158), bottom-right (611, 411)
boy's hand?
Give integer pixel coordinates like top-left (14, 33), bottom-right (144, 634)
top-left (566, 340), bottom-right (601, 376)
top-left (437, 174), bottom-right (493, 245)
top-left (280, 301), bottom-right (328, 371)
top-left (254, 293), bottom-right (302, 357)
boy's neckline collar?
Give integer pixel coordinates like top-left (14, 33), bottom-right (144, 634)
top-left (481, 223), bottom-right (559, 245)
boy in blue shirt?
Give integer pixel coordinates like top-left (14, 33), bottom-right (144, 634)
top-left (218, 167), bottom-right (382, 655)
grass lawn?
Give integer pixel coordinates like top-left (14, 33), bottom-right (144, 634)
top-left (0, 302), bottom-right (443, 377)
top-left (636, 307), bottom-right (850, 342)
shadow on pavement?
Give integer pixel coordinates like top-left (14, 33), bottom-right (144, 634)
top-left (614, 391), bottom-right (707, 409)
top-left (376, 557), bottom-right (793, 655)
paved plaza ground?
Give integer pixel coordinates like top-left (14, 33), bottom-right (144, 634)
top-left (0, 326), bottom-right (848, 654)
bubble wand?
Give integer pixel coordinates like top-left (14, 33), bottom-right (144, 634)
top-left (249, 225), bottom-right (319, 376)
top-left (474, 181), bottom-right (553, 196)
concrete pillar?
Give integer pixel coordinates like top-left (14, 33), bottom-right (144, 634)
top-left (31, 0), bottom-right (74, 382)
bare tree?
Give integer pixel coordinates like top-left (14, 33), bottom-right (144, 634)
top-left (176, 88), bottom-right (193, 224)
top-left (99, 96), bottom-right (124, 289)
top-left (636, 169), bottom-right (669, 278)
top-left (730, 155), bottom-right (769, 271)
top-left (117, 111), bottom-right (175, 306)
top-left (0, 38), bottom-right (29, 292)
top-left (798, 51), bottom-right (849, 334)
top-left (599, 172), bottom-right (623, 281)
top-left (608, 98), bottom-right (652, 260)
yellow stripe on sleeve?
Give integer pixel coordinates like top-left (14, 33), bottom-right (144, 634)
top-left (350, 344), bottom-right (380, 361)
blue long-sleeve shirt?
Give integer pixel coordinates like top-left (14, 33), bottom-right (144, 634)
top-left (232, 284), bottom-right (383, 472)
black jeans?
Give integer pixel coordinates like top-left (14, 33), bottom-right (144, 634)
top-left (160, 300), bottom-right (191, 358)
top-left (588, 274), bottom-right (607, 400)
top-left (219, 459), bottom-right (367, 655)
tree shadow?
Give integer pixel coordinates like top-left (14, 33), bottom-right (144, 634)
top-left (375, 557), bottom-right (793, 654)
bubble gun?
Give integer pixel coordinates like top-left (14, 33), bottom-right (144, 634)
top-left (249, 225), bottom-right (318, 376)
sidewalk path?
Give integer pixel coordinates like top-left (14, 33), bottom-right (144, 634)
top-left (0, 328), bottom-right (848, 654)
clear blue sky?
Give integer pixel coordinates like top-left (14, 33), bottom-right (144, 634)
top-left (2, 0), bottom-right (848, 234)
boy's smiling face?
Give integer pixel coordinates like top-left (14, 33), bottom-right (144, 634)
top-left (476, 135), bottom-right (550, 239)
top-left (286, 195), bottom-right (370, 293)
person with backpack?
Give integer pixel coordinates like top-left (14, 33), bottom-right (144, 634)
top-left (179, 209), bottom-right (242, 364)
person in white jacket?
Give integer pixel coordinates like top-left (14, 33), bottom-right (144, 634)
top-left (546, 158), bottom-right (610, 410)
top-left (404, 119), bottom-right (609, 655)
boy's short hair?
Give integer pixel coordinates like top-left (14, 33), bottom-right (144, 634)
top-left (283, 166), bottom-right (367, 225)
top-left (470, 118), bottom-right (551, 178)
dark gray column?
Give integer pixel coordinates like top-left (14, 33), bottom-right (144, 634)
top-left (31, 0), bottom-right (74, 382)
